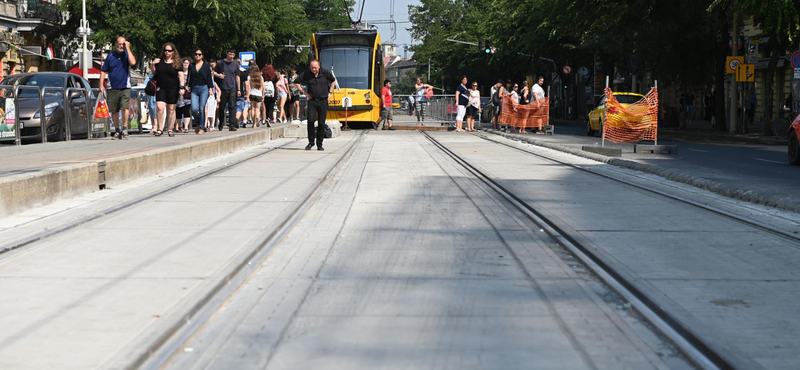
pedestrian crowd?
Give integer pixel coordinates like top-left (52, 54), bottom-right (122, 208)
top-left (101, 39), bottom-right (306, 140)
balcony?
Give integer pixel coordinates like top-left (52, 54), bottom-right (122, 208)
top-left (22, 0), bottom-right (63, 25)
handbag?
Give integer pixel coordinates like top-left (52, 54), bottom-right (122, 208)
top-left (182, 72), bottom-right (191, 99)
top-left (323, 123), bottom-right (332, 138)
top-left (145, 79), bottom-right (157, 96)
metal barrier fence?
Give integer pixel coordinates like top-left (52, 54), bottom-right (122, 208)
top-left (0, 84), bottom-right (97, 145)
top-left (414, 94), bottom-right (457, 125)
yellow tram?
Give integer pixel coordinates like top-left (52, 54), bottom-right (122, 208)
top-left (310, 29), bottom-right (385, 125)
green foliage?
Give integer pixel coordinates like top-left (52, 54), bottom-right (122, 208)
top-left (56, 0), bottom-right (352, 68)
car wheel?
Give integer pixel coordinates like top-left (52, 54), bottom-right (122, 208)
top-left (586, 120), bottom-right (596, 136)
top-left (789, 131), bottom-right (800, 165)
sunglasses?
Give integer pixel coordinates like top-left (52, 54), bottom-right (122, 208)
top-left (164, 49), bottom-right (174, 52)
top-left (195, 53), bottom-right (203, 56)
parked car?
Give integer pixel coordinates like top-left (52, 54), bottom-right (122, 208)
top-left (586, 92), bottom-right (645, 136)
top-left (788, 112), bottom-right (800, 165)
top-left (0, 72), bottom-right (94, 142)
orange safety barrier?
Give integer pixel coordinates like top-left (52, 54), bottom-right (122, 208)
top-left (499, 95), bottom-right (550, 130)
top-left (602, 87), bottom-right (659, 143)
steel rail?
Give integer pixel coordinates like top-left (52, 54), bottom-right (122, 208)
top-left (473, 132), bottom-right (800, 244)
top-left (136, 131), bottom-right (367, 370)
top-left (422, 131), bottom-right (731, 370)
top-left (0, 137), bottom-right (300, 257)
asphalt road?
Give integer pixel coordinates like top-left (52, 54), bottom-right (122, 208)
top-left (481, 121), bottom-right (798, 202)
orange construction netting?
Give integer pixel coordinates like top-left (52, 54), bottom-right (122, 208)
top-left (499, 96), bottom-right (550, 130)
top-left (603, 87), bottom-right (659, 143)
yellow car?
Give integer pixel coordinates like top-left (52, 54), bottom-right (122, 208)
top-left (587, 92), bottom-right (645, 136)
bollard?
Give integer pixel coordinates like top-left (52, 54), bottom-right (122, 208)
top-left (14, 85), bottom-right (43, 146)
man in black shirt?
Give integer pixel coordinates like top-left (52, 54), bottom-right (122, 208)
top-left (292, 60), bottom-right (336, 151)
top-left (213, 49), bottom-right (241, 131)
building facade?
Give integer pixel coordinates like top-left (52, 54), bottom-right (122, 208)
top-left (0, 0), bottom-right (64, 80)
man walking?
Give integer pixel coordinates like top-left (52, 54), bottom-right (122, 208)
top-left (99, 36), bottom-right (136, 140)
top-left (213, 49), bottom-right (241, 131)
top-left (293, 59), bottom-right (335, 151)
top-left (380, 79), bottom-right (396, 130)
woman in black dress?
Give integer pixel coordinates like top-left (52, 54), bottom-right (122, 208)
top-left (152, 42), bottom-right (185, 137)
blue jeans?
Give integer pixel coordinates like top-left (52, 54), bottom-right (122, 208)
top-left (191, 85), bottom-right (209, 131)
top-left (147, 95), bottom-right (157, 119)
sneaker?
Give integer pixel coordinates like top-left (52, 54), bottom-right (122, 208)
top-left (112, 131), bottom-right (122, 140)
top-left (305, 143), bottom-right (314, 150)
top-left (388, 126), bottom-right (397, 130)
top-left (317, 146), bottom-right (324, 151)
top-left (229, 127), bottom-right (238, 131)
top-left (122, 129), bottom-right (129, 139)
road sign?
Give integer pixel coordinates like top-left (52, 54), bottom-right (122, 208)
top-left (726, 56), bottom-right (744, 74)
top-left (736, 64), bottom-right (755, 82)
top-left (791, 51), bottom-right (800, 68)
top-left (239, 51), bottom-right (255, 66)
top-left (562, 65), bottom-right (572, 75)
top-left (794, 68), bottom-right (800, 80)
top-left (578, 66), bottom-right (589, 78)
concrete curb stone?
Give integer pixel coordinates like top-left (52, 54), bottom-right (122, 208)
top-left (0, 126), bottom-right (287, 217)
top-left (484, 129), bottom-right (798, 214)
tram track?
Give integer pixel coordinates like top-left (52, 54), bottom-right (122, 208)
top-left (473, 132), bottom-right (800, 243)
top-left (422, 130), bottom-right (733, 370)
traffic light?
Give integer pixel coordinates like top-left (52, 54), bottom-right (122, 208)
top-left (563, 84), bottom-right (568, 89)
top-left (484, 39), bottom-right (491, 54)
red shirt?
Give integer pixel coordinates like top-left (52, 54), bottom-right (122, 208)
top-left (381, 87), bottom-right (392, 107)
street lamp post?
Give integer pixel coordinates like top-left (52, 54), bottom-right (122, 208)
top-left (76, 0), bottom-right (90, 78)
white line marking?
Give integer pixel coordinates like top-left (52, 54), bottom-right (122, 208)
top-left (687, 149), bottom-right (710, 153)
top-left (754, 158), bottom-right (784, 164)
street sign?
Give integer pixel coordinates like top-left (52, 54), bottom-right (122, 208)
top-left (526, 75), bottom-right (534, 89)
top-left (791, 51), bottom-right (800, 68)
top-left (578, 66), bottom-right (589, 78)
top-left (239, 51), bottom-right (255, 66)
top-left (736, 64), bottom-right (755, 82)
top-left (562, 65), bottom-right (572, 75)
top-left (726, 56), bottom-right (744, 74)
top-left (794, 68), bottom-right (800, 80)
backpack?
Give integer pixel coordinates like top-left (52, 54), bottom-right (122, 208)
top-left (491, 88), bottom-right (501, 105)
top-left (264, 81), bottom-right (275, 97)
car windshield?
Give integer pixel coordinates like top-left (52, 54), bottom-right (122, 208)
top-left (1, 75), bottom-right (66, 98)
top-left (319, 47), bottom-right (371, 90)
top-left (614, 94), bottom-right (643, 104)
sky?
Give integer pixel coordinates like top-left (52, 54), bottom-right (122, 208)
top-left (358, 0), bottom-right (421, 57)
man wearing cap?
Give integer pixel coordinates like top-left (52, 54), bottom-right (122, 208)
top-left (292, 59), bottom-right (335, 151)
top-left (99, 36), bottom-right (136, 139)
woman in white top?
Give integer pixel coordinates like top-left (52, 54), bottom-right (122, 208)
top-left (248, 67), bottom-right (266, 127)
top-left (466, 81), bottom-right (481, 132)
top-left (275, 69), bottom-right (289, 123)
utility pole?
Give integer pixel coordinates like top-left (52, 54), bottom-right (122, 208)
top-left (77, 0), bottom-right (90, 78)
top-left (428, 58), bottom-right (431, 82)
top-left (729, 0), bottom-right (738, 133)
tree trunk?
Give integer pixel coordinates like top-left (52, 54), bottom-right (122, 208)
top-left (762, 32), bottom-right (780, 136)
top-left (713, 8), bottom-right (728, 131)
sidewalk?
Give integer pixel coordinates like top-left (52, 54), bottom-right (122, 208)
top-left (0, 124), bottom-right (289, 215)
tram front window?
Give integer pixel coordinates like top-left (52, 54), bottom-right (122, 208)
top-left (319, 47), bottom-right (370, 90)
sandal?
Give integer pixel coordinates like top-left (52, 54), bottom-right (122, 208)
top-left (168, 131), bottom-right (175, 137)
top-left (155, 130), bottom-right (163, 136)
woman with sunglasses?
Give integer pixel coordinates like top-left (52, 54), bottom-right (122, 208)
top-left (466, 82), bottom-right (481, 132)
top-left (189, 48), bottom-right (214, 135)
top-left (152, 42), bottom-right (184, 137)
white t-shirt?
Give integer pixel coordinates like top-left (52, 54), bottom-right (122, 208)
top-left (470, 90), bottom-right (480, 108)
top-left (532, 84), bottom-right (545, 101)
top-left (248, 76), bottom-right (263, 97)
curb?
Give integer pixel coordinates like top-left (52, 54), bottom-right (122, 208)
top-left (484, 129), bottom-right (800, 214)
top-left (0, 126), bottom-right (286, 216)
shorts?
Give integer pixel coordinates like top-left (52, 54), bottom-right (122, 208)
top-left (107, 88), bottom-right (131, 113)
top-left (290, 93), bottom-right (299, 103)
top-left (381, 107), bottom-right (393, 121)
top-left (236, 97), bottom-right (250, 112)
top-left (249, 95), bottom-right (263, 103)
top-left (156, 88), bottom-right (178, 105)
top-left (278, 91), bottom-right (288, 99)
top-left (456, 105), bottom-right (467, 121)
top-left (176, 104), bottom-right (191, 119)
top-left (466, 105), bottom-right (480, 118)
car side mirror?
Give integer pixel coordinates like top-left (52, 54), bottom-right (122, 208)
top-left (69, 91), bottom-right (83, 100)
